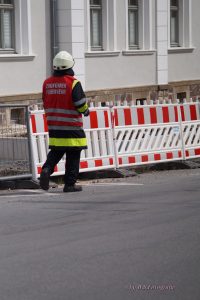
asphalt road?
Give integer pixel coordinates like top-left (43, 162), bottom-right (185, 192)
top-left (0, 169), bottom-right (200, 300)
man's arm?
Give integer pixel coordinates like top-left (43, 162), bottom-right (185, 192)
top-left (72, 80), bottom-right (90, 116)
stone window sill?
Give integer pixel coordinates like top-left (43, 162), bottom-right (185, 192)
top-left (168, 47), bottom-right (195, 54)
top-left (0, 54), bottom-right (36, 61)
top-left (85, 51), bottom-right (120, 57)
top-left (122, 50), bottom-right (156, 56)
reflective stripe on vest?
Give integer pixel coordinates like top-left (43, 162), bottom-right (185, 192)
top-left (49, 137), bottom-right (87, 147)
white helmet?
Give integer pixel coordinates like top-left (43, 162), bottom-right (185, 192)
top-left (53, 51), bottom-right (75, 70)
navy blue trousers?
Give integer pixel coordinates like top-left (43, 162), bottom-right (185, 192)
top-left (42, 149), bottom-right (81, 186)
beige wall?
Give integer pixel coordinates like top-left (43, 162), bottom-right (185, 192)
top-left (85, 54), bottom-right (156, 91)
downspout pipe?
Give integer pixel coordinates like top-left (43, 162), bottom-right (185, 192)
top-left (50, 0), bottom-right (59, 63)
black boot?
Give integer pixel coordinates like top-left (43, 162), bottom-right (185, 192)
top-left (40, 168), bottom-right (50, 190)
top-left (63, 185), bottom-right (82, 193)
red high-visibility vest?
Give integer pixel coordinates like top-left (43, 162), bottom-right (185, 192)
top-left (42, 75), bottom-right (87, 149)
top-left (43, 75), bottom-right (83, 128)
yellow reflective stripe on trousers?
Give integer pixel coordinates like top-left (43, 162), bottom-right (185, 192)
top-left (77, 103), bottom-right (88, 113)
top-left (49, 137), bottom-right (87, 147)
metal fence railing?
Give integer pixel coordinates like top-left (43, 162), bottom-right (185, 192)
top-left (0, 104), bottom-right (32, 181)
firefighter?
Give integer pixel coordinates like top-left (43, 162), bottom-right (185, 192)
top-left (40, 51), bottom-right (89, 192)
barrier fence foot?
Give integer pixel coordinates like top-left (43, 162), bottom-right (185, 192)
top-left (79, 168), bottom-right (137, 180)
top-left (15, 179), bottom-right (40, 189)
top-left (113, 168), bottom-right (137, 178)
top-left (0, 180), bottom-right (15, 190)
top-left (149, 160), bottom-right (200, 171)
top-left (0, 179), bottom-right (40, 190)
top-left (180, 160), bottom-right (200, 169)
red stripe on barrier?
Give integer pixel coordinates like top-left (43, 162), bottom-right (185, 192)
top-left (90, 111), bottom-right (98, 128)
top-left (180, 106), bottom-right (185, 121)
top-left (174, 106), bottom-right (179, 122)
top-left (37, 166), bottom-right (42, 175)
top-left (190, 105), bottom-right (197, 120)
top-left (137, 108), bottom-right (145, 124)
top-left (114, 109), bottom-right (119, 126)
top-left (194, 148), bottom-right (200, 156)
top-left (118, 158), bottom-right (122, 165)
top-left (95, 159), bottom-right (103, 167)
top-left (141, 155), bottom-right (148, 162)
top-left (54, 165), bottom-right (58, 172)
top-left (150, 107), bottom-right (157, 124)
top-left (154, 153), bottom-right (161, 160)
top-left (162, 107), bottom-right (169, 123)
top-left (109, 158), bottom-right (114, 165)
top-left (178, 151), bottom-right (182, 158)
top-left (31, 115), bottom-right (37, 133)
top-left (166, 152), bottom-right (173, 159)
top-left (124, 108), bottom-right (132, 125)
top-left (104, 111), bottom-right (109, 128)
top-left (128, 156), bottom-right (136, 164)
top-left (185, 150), bottom-right (189, 157)
top-left (80, 161), bottom-right (88, 168)
top-left (43, 114), bottom-right (48, 132)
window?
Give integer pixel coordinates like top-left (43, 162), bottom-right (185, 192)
top-left (124, 0), bottom-right (154, 54)
top-left (170, 0), bottom-right (179, 47)
top-left (177, 92), bottom-right (186, 103)
top-left (0, 0), bottom-right (14, 52)
top-left (128, 0), bottom-right (139, 49)
top-left (136, 98), bottom-right (146, 105)
top-left (0, 0), bottom-right (34, 58)
top-left (169, 0), bottom-right (193, 50)
top-left (90, 0), bottom-right (103, 50)
top-left (87, 0), bottom-right (118, 54)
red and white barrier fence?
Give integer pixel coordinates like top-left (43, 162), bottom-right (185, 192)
top-left (30, 106), bottom-right (115, 179)
top-left (113, 100), bottom-right (200, 167)
top-left (29, 100), bottom-right (200, 179)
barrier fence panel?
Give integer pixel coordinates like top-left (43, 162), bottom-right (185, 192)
top-left (29, 100), bottom-right (200, 180)
top-left (30, 107), bottom-right (115, 179)
top-left (0, 104), bottom-right (32, 180)
top-left (180, 101), bottom-right (200, 159)
top-left (112, 103), bottom-right (184, 168)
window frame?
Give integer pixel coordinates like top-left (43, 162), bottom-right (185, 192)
top-left (0, 0), bottom-right (34, 60)
top-left (168, 0), bottom-right (193, 51)
top-left (124, 0), bottom-right (154, 53)
top-left (0, 0), bottom-right (15, 53)
top-left (86, 0), bottom-right (118, 55)
top-left (128, 0), bottom-right (139, 49)
top-left (170, 0), bottom-right (179, 47)
top-left (90, 0), bottom-right (103, 51)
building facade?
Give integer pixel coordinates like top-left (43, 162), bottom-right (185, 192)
top-left (0, 0), bottom-right (200, 105)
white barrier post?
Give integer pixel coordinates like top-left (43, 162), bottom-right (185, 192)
top-left (177, 101), bottom-right (186, 161)
top-left (110, 106), bottom-right (119, 169)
